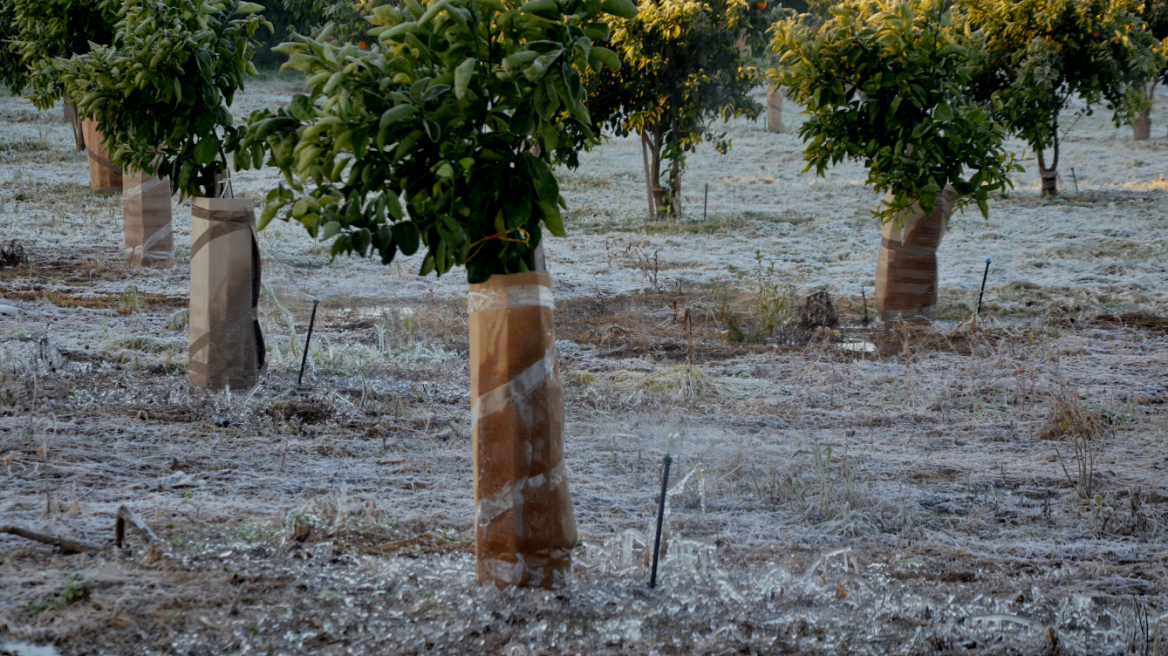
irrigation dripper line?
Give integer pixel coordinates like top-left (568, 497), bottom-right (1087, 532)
top-left (649, 452), bottom-right (672, 589)
top-left (297, 298), bottom-right (320, 390)
top-left (976, 258), bottom-right (991, 318)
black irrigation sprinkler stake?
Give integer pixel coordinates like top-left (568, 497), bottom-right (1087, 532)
top-left (297, 298), bottom-right (320, 390)
top-left (861, 287), bottom-right (870, 326)
top-left (976, 259), bottom-right (991, 317)
top-left (1071, 167), bottom-right (1079, 194)
top-left (703, 183), bottom-right (709, 222)
top-left (650, 452), bottom-right (672, 589)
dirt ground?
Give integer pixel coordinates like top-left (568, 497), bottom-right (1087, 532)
top-left (1, 76), bottom-right (1167, 655)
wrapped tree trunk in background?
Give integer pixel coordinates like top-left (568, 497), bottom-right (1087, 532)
top-left (468, 270), bottom-right (576, 588)
top-left (62, 98), bottom-right (84, 153)
top-left (188, 197), bottom-right (265, 390)
top-left (1133, 111), bottom-right (1151, 140)
top-left (81, 119), bottom-right (121, 193)
top-left (766, 83), bottom-right (783, 133)
top-left (875, 186), bottom-right (956, 323)
top-left (123, 169), bottom-right (173, 267)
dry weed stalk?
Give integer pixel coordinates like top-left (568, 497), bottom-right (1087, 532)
top-left (1039, 387), bottom-right (1111, 499)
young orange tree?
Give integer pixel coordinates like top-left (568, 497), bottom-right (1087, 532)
top-left (963, 0), bottom-right (1162, 196)
top-left (246, 0), bottom-right (634, 587)
top-left (773, 0), bottom-right (1019, 320)
top-left (582, 0), bottom-right (764, 218)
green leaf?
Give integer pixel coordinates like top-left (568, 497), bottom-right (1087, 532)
top-left (379, 105), bottom-right (417, 129)
top-left (236, 2), bottom-right (264, 15)
top-left (194, 135), bottom-right (219, 165)
top-left (321, 221), bottom-right (342, 239)
top-left (589, 47), bottom-right (620, 70)
top-left (392, 221), bottom-right (421, 255)
top-left (454, 58), bottom-right (475, 101)
top-left (600, 0), bottom-right (638, 19)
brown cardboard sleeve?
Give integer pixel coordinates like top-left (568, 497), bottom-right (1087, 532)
top-left (123, 169), bottom-right (173, 267)
top-left (875, 187), bottom-right (956, 322)
top-left (468, 271), bottom-right (576, 588)
top-left (81, 119), bottom-right (122, 193)
top-left (766, 83), bottom-right (783, 134)
top-left (188, 197), bottom-right (265, 390)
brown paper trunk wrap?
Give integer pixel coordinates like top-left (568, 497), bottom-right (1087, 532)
top-left (1133, 115), bottom-right (1151, 141)
top-left (63, 98), bottom-right (84, 152)
top-left (123, 169), bottom-right (173, 267)
top-left (188, 198), bottom-right (265, 390)
top-left (81, 119), bottom-right (122, 193)
top-left (468, 271), bottom-right (576, 588)
top-left (875, 187), bottom-right (956, 322)
top-left (766, 83), bottom-right (783, 133)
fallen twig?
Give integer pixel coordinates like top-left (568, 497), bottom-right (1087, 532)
top-left (1, 524), bottom-right (102, 553)
top-left (115, 505), bottom-right (159, 548)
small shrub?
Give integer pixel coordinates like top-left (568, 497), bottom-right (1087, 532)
top-left (28, 573), bottom-right (93, 616)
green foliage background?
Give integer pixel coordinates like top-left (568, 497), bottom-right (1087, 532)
top-left (772, 0), bottom-right (1020, 221)
top-left (56, 0), bottom-right (269, 197)
top-left (246, 0), bottom-right (635, 283)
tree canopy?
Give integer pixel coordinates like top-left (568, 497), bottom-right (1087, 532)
top-left (962, 0), bottom-right (1162, 195)
top-left (56, 0), bottom-right (270, 198)
top-left (10, 0), bottom-right (119, 107)
top-left (584, 0), bottom-right (764, 217)
top-left (772, 0), bottom-right (1020, 221)
top-left (245, 0), bottom-right (635, 283)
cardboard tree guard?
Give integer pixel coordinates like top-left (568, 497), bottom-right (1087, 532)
top-left (81, 119), bottom-right (122, 193)
top-left (875, 186), bottom-right (957, 323)
top-left (123, 169), bottom-right (173, 267)
top-left (468, 271), bottom-right (577, 588)
top-left (188, 197), bottom-right (266, 390)
top-left (766, 83), bottom-right (783, 134)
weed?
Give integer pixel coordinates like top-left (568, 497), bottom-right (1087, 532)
top-left (715, 252), bottom-right (797, 343)
top-left (1039, 388), bottom-right (1115, 498)
top-left (114, 285), bottom-right (145, 315)
top-left (28, 573), bottom-right (93, 616)
top-left (751, 440), bottom-right (872, 534)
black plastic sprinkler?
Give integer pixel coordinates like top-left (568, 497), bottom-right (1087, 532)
top-left (649, 453), bottom-right (672, 588)
top-left (1071, 167), bottom-right (1079, 194)
top-left (297, 298), bottom-right (320, 389)
top-left (976, 259), bottom-right (991, 317)
top-left (703, 183), bottom-right (709, 222)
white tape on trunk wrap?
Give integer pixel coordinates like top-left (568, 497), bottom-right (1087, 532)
top-left (467, 284), bottom-right (554, 314)
top-left (471, 341), bottom-right (556, 431)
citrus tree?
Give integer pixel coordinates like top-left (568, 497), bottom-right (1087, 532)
top-left (772, 0), bottom-right (1019, 222)
top-left (583, 0), bottom-right (763, 218)
top-left (1130, 0), bottom-right (1168, 139)
top-left (244, 0), bottom-right (634, 282)
top-left (963, 0), bottom-right (1162, 196)
top-left (55, 0), bottom-right (270, 198)
top-left (0, 1), bottom-right (26, 93)
top-left (10, 0), bottom-right (119, 108)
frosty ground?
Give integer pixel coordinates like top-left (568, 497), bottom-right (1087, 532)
top-left (1, 76), bottom-right (1167, 655)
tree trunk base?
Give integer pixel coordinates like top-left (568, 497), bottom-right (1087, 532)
top-left (1040, 169), bottom-right (1058, 198)
top-left (188, 197), bottom-right (265, 390)
top-left (766, 84), bottom-right (783, 134)
top-left (82, 119), bottom-right (122, 194)
top-left (1134, 115), bottom-right (1151, 141)
top-left (468, 271), bottom-right (576, 588)
top-left (875, 188), bottom-right (956, 323)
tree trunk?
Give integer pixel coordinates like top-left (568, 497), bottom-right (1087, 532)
top-left (81, 119), bottom-right (122, 194)
top-left (668, 154), bottom-right (682, 216)
top-left (643, 130), bottom-right (668, 218)
top-left (123, 168), bottom-right (173, 267)
top-left (875, 187), bottom-right (956, 323)
top-left (1134, 111), bottom-right (1151, 141)
top-left (467, 270), bottom-right (576, 588)
top-left (640, 131), bottom-right (656, 220)
top-left (766, 83), bottom-right (783, 134)
top-left (188, 197), bottom-right (265, 390)
top-left (1036, 146), bottom-right (1058, 198)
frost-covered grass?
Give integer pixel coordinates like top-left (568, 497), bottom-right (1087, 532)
top-left (1, 82), bottom-right (1167, 655)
